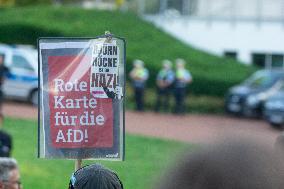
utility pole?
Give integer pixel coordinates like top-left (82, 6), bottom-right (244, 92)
top-left (182, 0), bottom-right (190, 15)
top-left (159, 0), bottom-right (168, 14)
top-left (265, 54), bottom-right (272, 69)
top-left (231, 0), bottom-right (236, 27)
top-left (256, 0), bottom-right (263, 27)
top-left (138, 0), bottom-right (145, 15)
top-left (282, 0), bottom-right (284, 28)
top-left (188, 0), bottom-right (197, 16)
top-left (206, 0), bottom-right (212, 27)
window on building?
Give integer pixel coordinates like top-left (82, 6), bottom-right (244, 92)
top-left (252, 53), bottom-right (284, 68)
top-left (272, 54), bottom-right (284, 68)
top-left (224, 51), bottom-right (237, 60)
top-left (252, 53), bottom-right (266, 67)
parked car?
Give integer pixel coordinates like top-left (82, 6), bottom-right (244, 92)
top-left (0, 44), bottom-right (38, 105)
top-left (225, 69), bottom-right (284, 117)
top-left (264, 84), bottom-right (284, 128)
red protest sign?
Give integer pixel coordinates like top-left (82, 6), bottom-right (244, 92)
top-left (39, 37), bottom-right (125, 160)
top-left (48, 55), bottom-right (113, 148)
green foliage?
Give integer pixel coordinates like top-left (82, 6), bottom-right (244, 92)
top-left (14, 0), bottom-right (52, 6)
top-left (126, 84), bottom-right (225, 113)
top-left (4, 117), bottom-right (189, 189)
top-left (0, 6), bottom-right (257, 97)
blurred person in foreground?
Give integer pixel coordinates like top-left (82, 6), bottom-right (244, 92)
top-left (173, 58), bottom-right (192, 114)
top-left (68, 163), bottom-right (123, 189)
top-left (0, 55), bottom-right (8, 126)
top-left (155, 60), bottom-right (175, 112)
top-left (0, 158), bottom-right (22, 189)
top-left (129, 59), bottom-right (149, 111)
top-left (155, 137), bottom-right (284, 189)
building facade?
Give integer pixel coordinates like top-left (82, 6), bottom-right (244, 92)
top-left (144, 0), bottom-right (284, 68)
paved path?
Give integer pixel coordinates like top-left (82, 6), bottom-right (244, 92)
top-left (3, 102), bottom-right (280, 145)
top-left (126, 111), bottom-right (280, 144)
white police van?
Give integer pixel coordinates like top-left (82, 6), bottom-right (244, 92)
top-left (0, 44), bottom-right (38, 105)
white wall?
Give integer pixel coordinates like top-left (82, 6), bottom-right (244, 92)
top-left (145, 15), bottom-right (284, 64)
top-left (195, 0), bottom-right (284, 19)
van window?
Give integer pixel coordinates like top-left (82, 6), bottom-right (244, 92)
top-left (12, 55), bottom-right (34, 71)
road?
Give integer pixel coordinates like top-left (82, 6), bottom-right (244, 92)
top-left (3, 102), bottom-right (280, 145)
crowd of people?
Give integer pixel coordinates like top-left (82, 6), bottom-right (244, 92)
top-left (1, 135), bottom-right (284, 189)
top-left (129, 58), bottom-right (192, 114)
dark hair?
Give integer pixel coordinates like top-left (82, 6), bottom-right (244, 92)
top-left (68, 164), bottom-right (123, 189)
top-left (156, 138), bottom-right (284, 189)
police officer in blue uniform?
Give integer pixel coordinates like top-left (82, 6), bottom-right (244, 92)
top-left (155, 60), bottom-right (175, 112)
top-left (129, 60), bottom-right (149, 111)
top-left (173, 59), bottom-right (192, 114)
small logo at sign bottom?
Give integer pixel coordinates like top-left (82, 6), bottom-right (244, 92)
top-left (106, 153), bottom-right (119, 158)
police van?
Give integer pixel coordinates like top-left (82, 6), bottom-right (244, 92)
top-left (0, 44), bottom-right (38, 105)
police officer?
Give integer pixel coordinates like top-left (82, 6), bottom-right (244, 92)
top-left (173, 58), bottom-right (192, 114)
top-left (155, 60), bottom-right (175, 112)
top-left (129, 60), bottom-right (149, 111)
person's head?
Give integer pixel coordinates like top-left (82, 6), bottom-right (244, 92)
top-left (162, 60), bottom-right (172, 70)
top-left (68, 164), bottom-right (123, 189)
top-left (0, 158), bottom-right (21, 189)
top-left (133, 59), bottom-right (144, 69)
top-left (156, 137), bottom-right (284, 189)
top-left (175, 58), bottom-right (186, 69)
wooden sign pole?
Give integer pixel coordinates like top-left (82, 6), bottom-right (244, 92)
top-left (75, 159), bottom-right (82, 171)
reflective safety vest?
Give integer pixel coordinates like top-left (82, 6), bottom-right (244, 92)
top-left (115, 0), bottom-right (124, 7)
top-left (176, 69), bottom-right (187, 80)
top-left (132, 68), bottom-right (149, 88)
top-left (175, 69), bottom-right (191, 88)
top-left (133, 68), bottom-right (148, 79)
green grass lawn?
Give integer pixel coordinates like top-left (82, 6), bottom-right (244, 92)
top-left (0, 6), bottom-right (259, 114)
top-left (0, 6), bottom-right (256, 98)
top-left (4, 117), bottom-right (190, 189)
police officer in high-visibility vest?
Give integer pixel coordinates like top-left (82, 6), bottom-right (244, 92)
top-left (155, 60), bottom-right (175, 112)
top-left (115, 0), bottom-right (125, 9)
top-left (173, 58), bottom-right (192, 114)
top-left (129, 59), bottom-right (149, 111)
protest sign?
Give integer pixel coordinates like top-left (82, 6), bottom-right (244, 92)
top-left (38, 36), bottom-right (125, 160)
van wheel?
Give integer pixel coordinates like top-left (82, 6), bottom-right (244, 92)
top-left (30, 90), bottom-right (38, 106)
